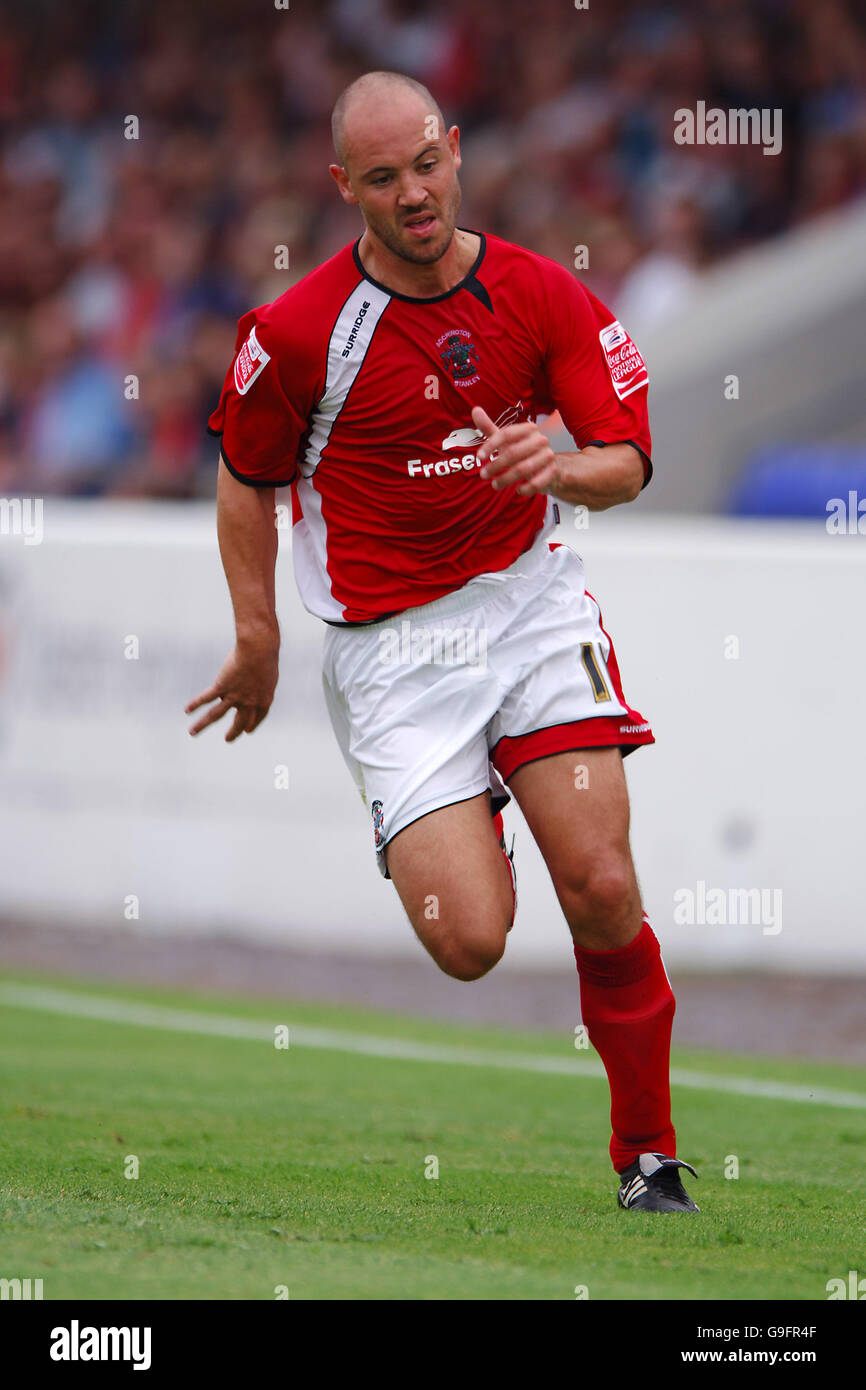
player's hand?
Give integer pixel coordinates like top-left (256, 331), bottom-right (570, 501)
top-left (471, 406), bottom-right (558, 496)
top-left (185, 639), bottom-right (279, 741)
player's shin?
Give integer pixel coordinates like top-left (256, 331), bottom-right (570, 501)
top-left (572, 913), bottom-right (676, 1173)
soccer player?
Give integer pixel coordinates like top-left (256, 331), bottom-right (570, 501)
top-left (187, 71), bottom-right (698, 1214)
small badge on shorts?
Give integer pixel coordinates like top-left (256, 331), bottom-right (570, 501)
top-left (371, 799), bottom-right (385, 848)
top-left (598, 319), bottom-right (648, 401)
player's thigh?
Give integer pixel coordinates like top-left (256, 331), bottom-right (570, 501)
top-left (508, 747), bottom-right (641, 939)
top-left (384, 791), bottom-right (512, 979)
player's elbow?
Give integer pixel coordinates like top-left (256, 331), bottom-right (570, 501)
top-left (597, 466), bottom-right (643, 510)
top-left (622, 474), bottom-right (643, 504)
top-left (591, 444), bottom-right (646, 507)
top-left (620, 449), bottom-right (646, 503)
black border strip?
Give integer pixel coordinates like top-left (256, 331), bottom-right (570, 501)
top-left (585, 437), bottom-right (653, 489)
top-left (494, 741), bottom-right (647, 782)
top-left (353, 228), bottom-right (487, 305)
top-left (213, 434), bottom-right (295, 488)
top-left (324, 608), bottom-right (403, 628)
top-left (497, 739), bottom-right (647, 783)
top-left (490, 717), bottom-right (653, 761)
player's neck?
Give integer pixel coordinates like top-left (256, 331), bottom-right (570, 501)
top-left (356, 228), bottom-right (480, 299)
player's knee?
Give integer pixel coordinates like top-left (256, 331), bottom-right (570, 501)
top-left (440, 943), bottom-right (503, 982)
top-left (560, 854), bottom-right (636, 935)
top-left (434, 923), bottom-right (506, 982)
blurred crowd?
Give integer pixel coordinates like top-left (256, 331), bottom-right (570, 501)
top-left (1, 0), bottom-right (864, 498)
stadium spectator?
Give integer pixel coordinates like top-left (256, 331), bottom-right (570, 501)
top-left (1, 0), bottom-right (864, 496)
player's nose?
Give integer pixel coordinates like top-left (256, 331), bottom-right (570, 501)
top-left (397, 177), bottom-right (430, 208)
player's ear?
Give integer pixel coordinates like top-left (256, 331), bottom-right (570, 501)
top-left (447, 125), bottom-right (461, 171)
top-left (329, 163), bottom-right (359, 205)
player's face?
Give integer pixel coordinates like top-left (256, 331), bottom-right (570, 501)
top-left (335, 109), bottom-right (463, 266)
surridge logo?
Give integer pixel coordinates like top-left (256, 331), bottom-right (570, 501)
top-left (50, 1320), bottom-right (152, 1371)
top-left (341, 300), bottom-right (370, 357)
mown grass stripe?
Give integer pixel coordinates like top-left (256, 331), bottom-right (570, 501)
top-left (2, 981), bottom-right (865, 1110)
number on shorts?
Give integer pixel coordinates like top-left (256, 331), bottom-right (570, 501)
top-left (580, 642), bottom-right (611, 703)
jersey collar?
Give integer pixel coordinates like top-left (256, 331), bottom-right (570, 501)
top-left (352, 228), bottom-right (487, 305)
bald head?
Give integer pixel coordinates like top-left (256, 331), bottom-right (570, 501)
top-left (331, 71), bottom-right (445, 170)
top-left (328, 71), bottom-right (462, 271)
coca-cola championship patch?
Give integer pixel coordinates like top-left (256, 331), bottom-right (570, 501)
top-left (598, 320), bottom-right (649, 401)
top-left (234, 326), bottom-right (271, 395)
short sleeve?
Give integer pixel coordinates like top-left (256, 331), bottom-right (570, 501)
top-left (541, 266), bottom-right (653, 487)
top-left (207, 306), bottom-right (310, 487)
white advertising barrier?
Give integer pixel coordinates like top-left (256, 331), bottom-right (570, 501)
top-left (0, 500), bottom-right (863, 974)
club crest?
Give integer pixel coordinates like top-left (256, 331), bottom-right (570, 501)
top-left (437, 328), bottom-right (479, 386)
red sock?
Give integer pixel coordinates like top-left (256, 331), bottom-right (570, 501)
top-left (573, 915), bottom-right (676, 1173)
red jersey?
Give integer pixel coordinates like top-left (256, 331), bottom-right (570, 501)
top-left (208, 230), bottom-right (651, 624)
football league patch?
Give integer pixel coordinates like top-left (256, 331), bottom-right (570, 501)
top-left (234, 325), bottom-right (271, 396)
top-left (598, 320), bottom-right (648, 401)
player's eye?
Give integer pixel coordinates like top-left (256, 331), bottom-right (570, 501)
top-left (419, 161), bottom-right (436, 172)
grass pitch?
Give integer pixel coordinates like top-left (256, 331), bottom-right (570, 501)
top-left (1, 972), bottom-right (865, 1301)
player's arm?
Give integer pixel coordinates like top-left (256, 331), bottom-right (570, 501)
top-left (185, 456), bottom-right (279, 741)
top-left (473, 266), bottom-right (652, 509)
top-left (548, 441), bottom-right (645, 509)
top-left (472, 409), bottom-right (644, 510)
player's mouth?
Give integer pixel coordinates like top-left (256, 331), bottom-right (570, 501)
top-left (403, 213), bottom-right (437, 237)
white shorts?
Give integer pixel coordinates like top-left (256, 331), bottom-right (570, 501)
top-left (321, 532), bottom-right (653, 879)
